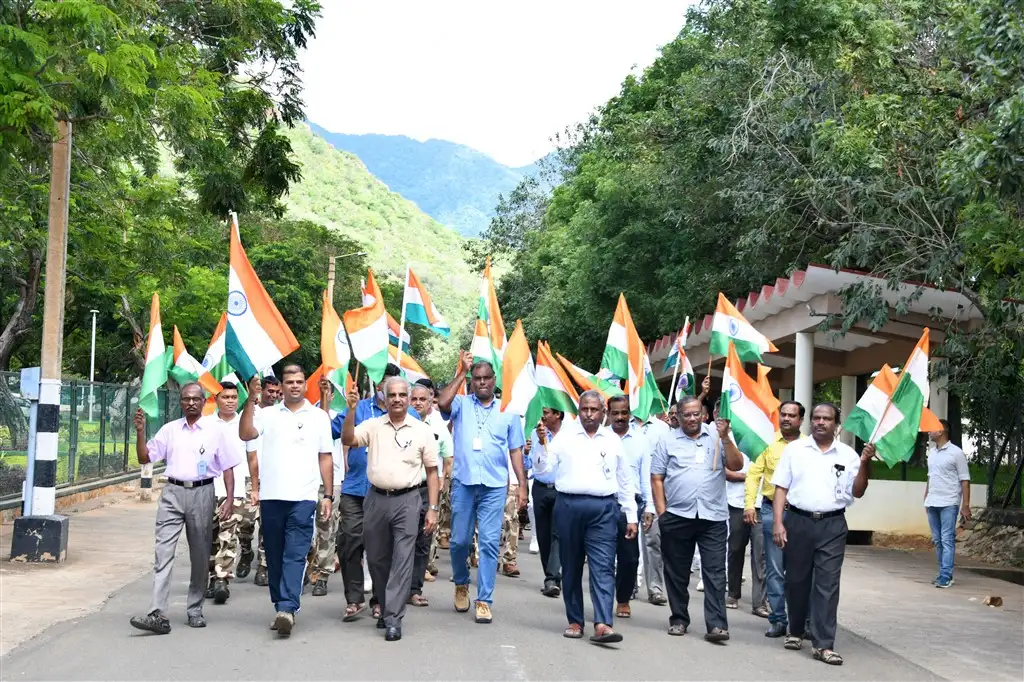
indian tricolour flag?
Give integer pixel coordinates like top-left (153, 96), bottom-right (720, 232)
top-left (500, 320), bottom-right (541, 436)
top-left (470, 316), bottom-right (492, 367)
top-left (403, 267), bottom-right (450, 337)
top-left (719, 341), bottom-right (776, 460)
top-left (555, 353), bottom-right (624, 400)
top-left (200, 312), bottom-right (247, 414)
top-left (344, 269), bottom-right (390, 384)
top-left (388, 345), bottom-right (429, 384)
top-left (709, 292), bottom-right (778, 363)
top-left (450, 355), bottom-right (467, 396)
top-left (138, 293), bottom-right (168, 419)
top-left (664, 319), bottom-right (692, 371)
top-left (843, 329), bottom-right (939, 467)
top-left (535, 341), bottom-right (579, 416)
top-left (480, 258), bottom-right (508, 387)
top-left (756, 365), bottom-right (781, 430)
top-left (169, 326), bottom-right (221, 395)
top-left (362, 279), bottom-right (411, 352)
top-left (600, 294), bottom-right (665, 420)
top-left (673, 350), bottom-right (696, 402)
top-left (226, 214), bottom-right (300, 378)
top-left (318, 289), bottom-right (351, 410)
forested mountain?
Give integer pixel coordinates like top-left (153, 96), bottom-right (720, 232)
top-left (284, 123), bottom-right (477, 373)
top-left (307, 121), bottom-right (539, 237)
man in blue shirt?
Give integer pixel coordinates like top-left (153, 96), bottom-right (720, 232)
top-left (437, 351), bottom-right (527, 625)
top-left (327, 365), bottom-right (420, 623)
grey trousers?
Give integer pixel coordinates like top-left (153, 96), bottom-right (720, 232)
top-left (784, 511), bottom-right (848, 650)
top-left (642, 515), bottom-right (665, 597)
top-left (363, 488), bottom-right (420, 628)
top-left (150, 483), bottom-right (216, 617)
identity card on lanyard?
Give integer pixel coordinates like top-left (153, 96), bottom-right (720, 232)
top-left (473, 402), bottom-right (492, 451)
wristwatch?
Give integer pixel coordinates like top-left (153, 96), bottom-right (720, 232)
top-left (324, 495), bottom-right (335, 502)
top-left (429, 504), bottom-right (439, 511)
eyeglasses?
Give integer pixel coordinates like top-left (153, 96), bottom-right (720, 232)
top-left (678, 411), bottom-right (701, 419)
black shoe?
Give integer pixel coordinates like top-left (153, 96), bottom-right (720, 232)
top-left (704, 627), bottom-right (730, 643)
top-left (236, 550), bottom-right (254, 579)
top-left (540, 582), bottom-right (559, 598)
top-left (376, 617), bottom-right (386, 629)
top-left (212, 579), bottom-right (230, 604)
top-left (385, 626), bottom-right (402, 641)
top-left (187, 614), bottom-right (206, 628)
top-left (765, 623), bottom-right (787, 638)
top-left (253, 566), bottom-right (268, 587)
top-left (204, 577), bottom-right (215, 600)
top-left (312, 577), bottom-right (328, 597)
top-left (129, 610), bottom-right (171, 635)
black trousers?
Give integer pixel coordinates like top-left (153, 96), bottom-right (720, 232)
top-left (659, 512), bottom-right (728, 633)
top-left (783, 510), bottom-right (848, 650)
top-left (409, 486), bottom-right (431, 596)
top-left (615, 510), bottom-right (640, 604)
top-left (338, 493), bottom-right (377, 607)
top-left (531, 481), bottom-right (561, 586)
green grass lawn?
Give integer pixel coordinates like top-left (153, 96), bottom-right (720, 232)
top-left (1, 440), bottom-right (141, 486)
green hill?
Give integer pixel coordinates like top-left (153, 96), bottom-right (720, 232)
top-left (284, 123), bottom-right (477, 372)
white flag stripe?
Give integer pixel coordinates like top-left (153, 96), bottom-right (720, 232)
top-left (228, 266), bottom-right (282, 366)
top-left (711, 312), bottom-right (772, 350)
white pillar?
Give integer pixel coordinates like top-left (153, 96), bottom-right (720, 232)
top-left (929, 359), bottom-right (948, 419)
top-left (794, 332), bottom-right (815, 435)
top-left (840, 375), bottom-right (857, 446)
top-left (779, 388), bottom-right (793, 401)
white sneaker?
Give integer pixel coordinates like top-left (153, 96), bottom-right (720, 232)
top-left (529, 537), bottom-right (539, 554)
top-left (696, 579), bottom-right (704, 592)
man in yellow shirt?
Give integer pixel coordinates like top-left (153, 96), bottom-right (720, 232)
top-left (743, 401), bottom-right (805, 638)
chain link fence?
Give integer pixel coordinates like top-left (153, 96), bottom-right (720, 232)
top-left (0, 372), bottom-right (181, 502)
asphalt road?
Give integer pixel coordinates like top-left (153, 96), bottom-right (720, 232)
top-left (2, 541), bottom-right (942, 681)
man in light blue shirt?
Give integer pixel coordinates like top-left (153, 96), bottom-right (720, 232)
top-left (437, 352), bottom-right (527, 625)
top-left (924, 419), bottom-right (971, 588)
top-left (651, 395), bottom-right (743, 642)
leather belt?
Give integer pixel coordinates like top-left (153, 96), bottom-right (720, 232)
top-left (371, 483), bottom-right (423, 497)
top-left (533, 480), bottom-right (555, 489)
top-left (788, 505), bottom-right (845, 520)
top-left (167, 477), bottom-right (214, 489)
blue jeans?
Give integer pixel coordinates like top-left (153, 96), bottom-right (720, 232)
top-left (260, 499), bottom-right (317, 614)
top-left (450, 480), bottom-right (506, 604)
top-left (926, 505), bottom-right (959, 583)
top-left (761, 500), bottom-right (787, 625)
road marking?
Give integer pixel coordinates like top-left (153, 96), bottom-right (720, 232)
top-left (501, 644), bottom-right (527, 681)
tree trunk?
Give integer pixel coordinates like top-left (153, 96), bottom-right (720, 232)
top-left (119, 294), bottom-right (147, 373)
top-left (0, 249), bottom-right (43, 371)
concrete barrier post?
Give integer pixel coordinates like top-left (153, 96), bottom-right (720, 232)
top-left (139, 462), bottom-right (153, 502)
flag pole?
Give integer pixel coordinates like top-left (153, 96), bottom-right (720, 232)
top-left (396, 263), bottom-right (410, 367)
top-left (668, 343), bottom-right (682, 407)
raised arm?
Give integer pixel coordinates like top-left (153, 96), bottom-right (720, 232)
top-left (239, 376), bottom-right (261, 441)
top-left (438, 350), bottom-right (471, 413)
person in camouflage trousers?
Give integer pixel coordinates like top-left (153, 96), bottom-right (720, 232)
top-left (235, 478), bottom-right (262, 580)
top-left (500, 484), bottom-right (521, 576)
top-left (305, 484), bottom-right (342, 595)
top-left (436, 468), bottom-right (453, 549)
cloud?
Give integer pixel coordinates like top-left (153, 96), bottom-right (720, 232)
top-left (299, 0), bottom-right (692, 167)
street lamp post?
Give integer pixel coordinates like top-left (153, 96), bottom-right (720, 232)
top-left (88, 309), bottom-right (98, 422)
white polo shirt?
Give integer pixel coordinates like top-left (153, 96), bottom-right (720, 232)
top-left (771, 436), bottom-right (862, 513)
top-left (549, 422), bottom-right (639, 523)
top-left (202, 413), bottom-right (247, 499)
top-left (254, 400), bottom-right (333, 502)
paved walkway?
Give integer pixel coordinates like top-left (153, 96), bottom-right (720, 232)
top-left (1, 492), bottom-right (1021, 680)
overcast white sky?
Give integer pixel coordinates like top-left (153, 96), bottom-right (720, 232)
top-left (299, 1), bottom-right (692, 167)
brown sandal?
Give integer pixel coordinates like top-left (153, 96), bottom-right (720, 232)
top-left (342, 603), bottom-right (365, 622)
top-left (616, 603), bottom-right (631, 618)
top-left (407, 594), bottom-right (429, 607)
top-left (563, 623), bottom-right (584, 639)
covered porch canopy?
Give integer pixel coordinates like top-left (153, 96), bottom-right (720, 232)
top-left (646, 264), bottom-right (985, 440)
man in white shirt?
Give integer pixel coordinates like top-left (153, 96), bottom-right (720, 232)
top-left (608, 396), bottom-right (646, 619)
top-left (542, 391), bottom-right (638, 644)
top-left (203, 382), bottom-right (252, 605)
top-left (924, 419), bottom-right (971, 588)
top-left (771, 402), bottom-right (873, 666)
top-left (240, 366), bottom-right (334, 638)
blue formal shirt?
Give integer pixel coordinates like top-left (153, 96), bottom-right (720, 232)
top-left (330, 399), bottom-right (420, 496)
top-left (651, 423), bottom-right (728, 522)
top-left (445, 394), bottom-right (526, 488)
top-left (616, 425), bottom-right (651, 510)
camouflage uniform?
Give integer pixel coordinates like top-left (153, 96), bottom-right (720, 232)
top-left (305, 485), bottom-right (342, 583)
top-left (236, 479), bottom-right (262, 570)
top-left (500, 484), bottom-right (520, 565)
top-left (436, 471), bottom-right (453, 547)
top-left (210, 498), bottom-right (245, 580)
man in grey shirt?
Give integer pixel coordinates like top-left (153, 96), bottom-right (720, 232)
top-left (651, 396), bottom-right (743, 642)
top-left (924, 419), bottom-right (971, 589)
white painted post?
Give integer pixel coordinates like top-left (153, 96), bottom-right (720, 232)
top-left (794, 332), bottom-right (815, 435)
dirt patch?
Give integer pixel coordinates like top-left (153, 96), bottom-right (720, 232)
top-left (872, 533), bottom-right (935, 551)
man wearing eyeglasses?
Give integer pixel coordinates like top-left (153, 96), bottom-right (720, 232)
top-left (342, 377), bottom-right (440, 642)
top-left (651, 394), bottom-right (744, 642)
top-left (129, 382), bottom-right (243, 635)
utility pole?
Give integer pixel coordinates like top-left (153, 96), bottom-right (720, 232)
top-left (89, 309), bottom-right (98, 422)
top-left (327, 255), bottom-right (336, 302)
top-left (10, 121), bottom-right (73, 563)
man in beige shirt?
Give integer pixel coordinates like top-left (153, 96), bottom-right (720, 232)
top-left (342, 376), bottom-right (440, 642)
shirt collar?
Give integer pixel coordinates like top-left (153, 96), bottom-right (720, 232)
top-left (801, 437), bottom-right (840, 455)
top-left (181, 418), bottom-right (203, 432)
top-left (469, 393), bottom-right (497, 410)
top-left (276, 399), bottom-right (314, 414)
top-left (671, 423), bottom-right (712, 440)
